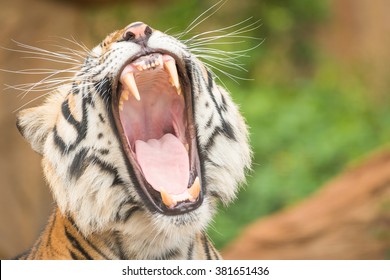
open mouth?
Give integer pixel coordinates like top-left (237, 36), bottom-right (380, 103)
top-left (112, 52), bottom-right (203, 215)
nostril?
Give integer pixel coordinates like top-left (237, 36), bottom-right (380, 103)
top-left (144, 26), bottom-right (152, 36)
top-left (123, 31), bottom-right (135, 41)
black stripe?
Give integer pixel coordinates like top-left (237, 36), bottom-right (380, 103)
top-left (203, 127), bottom-right (221, 152)
top-left (221, 118), bottom-right (235, 139)
top-left (203, 122), bottom-right (236, 152)
top-left (87, 155), bottom-right (125, 186)
top-left (69, 148), bottom-right (89, 178)
top-left (187, 241), bottom-right (194, 260)
top-left (122, 206), bottom-right (141, 223)
top-left (94, 77), bottom-right (112, 100)
top-left (208, 242), bottom-right (220, 260)
top-left (71, 82), bottom-right (80, 95)
top-left (115, 198), bottom-right (137, 221)
top-left (61, 94), bottom-right (88, 138)
top-left (67, 216), bottom-right (110, 260)
top-left (81, 84), bottom-right (95, 107)
top-left (62, 98), bottom-right (79, 128)
top-left (202, 234), bottom-right (212, 260)
top-left (68, 150), bottom-right (124, 186)
top-left (220, 92), bottom-right (228, 111)
top-left (207, 69), bottom-right (214, 90)
top-left (205, 113), bottom-right (214, 129)
top-left (53, 126), bottom-right (71, 153)
top-left (205, 70), bottom-right (236, 141)
top-left (54, 89), bottom-right (89, 154)
top-left (69, 250), bottom-right (79, 260)
top-left (64, 227), bottom-right (93, 260)
top-left (46, 212), bottom-right (57, 251)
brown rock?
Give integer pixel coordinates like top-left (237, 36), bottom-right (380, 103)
top-left (223, 150), bottom-right (390, 259)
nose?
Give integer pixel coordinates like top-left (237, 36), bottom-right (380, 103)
top-left (123, 22), bottom-right (153, 45)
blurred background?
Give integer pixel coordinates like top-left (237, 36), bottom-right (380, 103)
top-left (0, 0), bottom-right (389, 259)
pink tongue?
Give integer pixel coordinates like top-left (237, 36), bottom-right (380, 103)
top-left (135, 133), bottom-right (189, 195)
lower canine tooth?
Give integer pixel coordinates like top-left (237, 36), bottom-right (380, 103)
top-left (122, 73), bottom-right (141, 101)
top-left (188, 177), bottom-right (200, 200)
top-left (160, 188), bottom-right (177, 208)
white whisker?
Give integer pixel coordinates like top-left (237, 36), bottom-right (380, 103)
top-left (1, 38), bottom-right (94, 107)
top-left (9, 40), bottom-right (82, 63)
top-left (12, 90), bottom-right (54, 112)
top-left (184, 17), bottom-right (258, 43)
top-left (179, 0), bottom-right (227, 39)
top-left (179, 14), bottom-right (261, 83)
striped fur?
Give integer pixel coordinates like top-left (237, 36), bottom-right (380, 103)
top-left (16, 209), bottom-right (220, 260)
top-left (15, 22), bottom-right (251, 260)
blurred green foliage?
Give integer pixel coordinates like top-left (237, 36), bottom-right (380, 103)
top-left (87, 0), bottom-right (390, 249)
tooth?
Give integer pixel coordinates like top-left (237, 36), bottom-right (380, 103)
top-left (164, 60), bottom-right (181, 95)
top-left (188, 177), bottom-right (200, 200)
top-left (121, 89), bottom-right (129, 101)
top-left (119, 100), bottom-right (124, 111)
top-left (122, 73), bottom-right (141, 101)
top-left (157, 56), bottom-right (163, 66)
top-left (160, 188), bottom-right (177, 208)
top-left (176, 86), bottom-right (182, 96)
top-left (136, 65), bottom-right (143, 71)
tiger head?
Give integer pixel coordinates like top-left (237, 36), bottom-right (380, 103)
top-left (16, 22), bottom-right (251, 244)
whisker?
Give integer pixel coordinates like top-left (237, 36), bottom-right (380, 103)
top-left (9, 40), bottom-right (82, 63)
top-left (13, 90), bottom-right (54, 112)
top-left (184, 17), bottom-right (258, 43)
top-left (199, 55), bottom-right (248, 72)
top-left (179, 0), bottom-right (227, 39)
top-left (0, 68), bottom-right (80, 75)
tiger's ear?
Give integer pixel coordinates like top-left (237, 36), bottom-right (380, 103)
top-left (16, 106), bottom-right (53, 155)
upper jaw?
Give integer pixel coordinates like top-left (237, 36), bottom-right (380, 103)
top-left (111, 50), bottom-right (204, 215)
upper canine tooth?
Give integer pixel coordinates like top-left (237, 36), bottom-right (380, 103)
top-left (122, 73), bottom-right (141, 101)
top-left (164, 60), bottom-right (181, 95)
top-left (188, 177), bottom-right (200, 200)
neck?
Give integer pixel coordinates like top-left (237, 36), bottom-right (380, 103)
top-left (20, 208), bottom-right (219, 260)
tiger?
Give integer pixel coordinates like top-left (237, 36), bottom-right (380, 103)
top-left (14, 21), bottom-right (251, 260)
